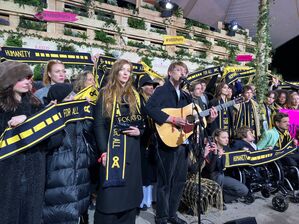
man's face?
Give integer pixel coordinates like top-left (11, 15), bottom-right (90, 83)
top-left (244, 130), bottom-right (255, 143)
top-left (243, 89), bottom-right (253, 101)
top-left (276, 117), bottom-right (290, 131)
top-left (169, 65), bottom-right (187, 82)
top-left (192, 83), bottom-right (203, 97)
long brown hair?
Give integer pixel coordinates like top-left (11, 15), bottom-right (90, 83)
top-left (214, 82), bottom-right (228, 99)
top-left (0, 85), bottom-right (41, 112)
top-left (102, 59), bottom-right (138, 117)
top-left (0, 85), bottom-right (19, 111)
top-left (43, 60), bottom-right (65, 85)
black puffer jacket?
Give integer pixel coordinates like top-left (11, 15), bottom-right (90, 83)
top-left (42, 120), bottom-right (95, 224)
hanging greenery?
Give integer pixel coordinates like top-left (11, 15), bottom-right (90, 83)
top-left (246, 47), bottom-right (255, 54)
top-left (253, 0), bottom-right (271, 106)
top-left (14, 0), bottom-right (47, 12)
top-left (5, 34), bottom-right (23, 47)
top-left (18, 17), bottom-right (47, 31)
top-left (57, 43), bottom-right (76, 52)
top-left (193, 36), bottom-right (212, 49)
top-left (173, 7), bottom-right (183, 18)
top-left (185, 18), bottom-right (210, 30)
top-left (127, 40), bottom-right (147, 49)
top-left (94, 30), bottom-right (116, 45)
top-left (64, 28), bottom-right (88, 41)
top-left (33, 64), bottom-right (43, 81)
top-left (141, 56), bottom-right (153, 67)
top-left (141, 4), bottom-right (157, 11)
top-left (127, 17), bottom-right (146, 30)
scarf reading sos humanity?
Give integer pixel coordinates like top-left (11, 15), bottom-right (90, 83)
top-left (104, 89), bottom-right (143, 187)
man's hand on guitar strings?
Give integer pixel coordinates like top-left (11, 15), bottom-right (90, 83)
top-left (167, 116), bottom-right (186, 127)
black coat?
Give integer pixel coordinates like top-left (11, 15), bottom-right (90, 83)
top-left (0, 95), bottom-right (46, 224)
top-left (93, 95), bottom-right (143, 213)
top-left (42, 120), bottom-right (94, 224)
top-left (140, 95), bottom-right (157, 186)
top-left (231, 139), bottom-right (256, 152)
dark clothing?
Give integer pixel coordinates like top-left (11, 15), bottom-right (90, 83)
top-left (145, 80), bottom-right (191, 221)
top-left (94, 208), bottom-right (137, 224)
top-left (42, 121), bottom-right (94, 224)
top-left (0, 95), bottom-right (46, 224)
top-left (93, 95), bottom-right (143, 215)
top-left (203, 152), bottom-right (248, 203)
top-left (140, 95), bottom-right (157, 186)
top-left (231, 139), bottom-right (256, 152)
top-left (156, 145), bottom-right (189, 218)
top-left (208, 98), bottom-right (234, 137)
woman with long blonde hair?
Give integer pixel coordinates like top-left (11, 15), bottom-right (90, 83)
top-left (94, 59), bottom-right (144, 224)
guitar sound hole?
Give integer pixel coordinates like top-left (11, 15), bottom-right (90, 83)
top-left (186, 115), bottom-right (195, 123)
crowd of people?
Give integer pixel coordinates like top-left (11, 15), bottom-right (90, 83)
top-left (0, 58), bottom-right (299, 224)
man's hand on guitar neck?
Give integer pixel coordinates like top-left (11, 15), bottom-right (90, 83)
top-left (207, 106), bottom-right (218, 123)
top-left (167, 116), bottom-right (187, 127)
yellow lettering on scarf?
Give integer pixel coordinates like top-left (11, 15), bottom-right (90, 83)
top-left (112, 138), bottom-right (121, 148)
top-left (4, 50), bottom-right (31, 58)
top-left (84, 105), bottom-right (90, 113)
top-left (63, 108), bottom-right (71, 117)
top-left (113, 129), bottom-right (120, 136)
top-left (112, 156), bottom-right (120, 168)
top-left (72, 107), bottom-right (79, 115)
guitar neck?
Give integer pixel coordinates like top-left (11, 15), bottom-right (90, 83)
top-left (199, 100), bottom-right (235, 117)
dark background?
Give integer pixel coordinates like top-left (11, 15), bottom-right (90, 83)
top-left (271, 35), bottom-right (299, 81)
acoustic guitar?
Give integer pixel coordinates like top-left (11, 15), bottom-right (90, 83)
top-left (155, 97), bottom-right (243, 147)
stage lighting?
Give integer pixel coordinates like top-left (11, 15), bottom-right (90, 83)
top-left (156, 0), bottom-right (179, 17)
top-left (227, 20), bottom-right (239, 36)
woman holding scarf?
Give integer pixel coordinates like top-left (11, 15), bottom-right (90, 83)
top-left (0, 61), bottom-right (46, 224)
top-left (94, 59), bottom-right (144, 224)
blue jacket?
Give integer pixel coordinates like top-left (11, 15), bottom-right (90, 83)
top-left (256, 127), bottom-right (280, 150)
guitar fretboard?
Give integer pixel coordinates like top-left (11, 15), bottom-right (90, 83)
top-left (198, 100), bottom-right (237, 117)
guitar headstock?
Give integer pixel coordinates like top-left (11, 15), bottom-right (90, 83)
top-left (233, 96), bottom-right (245, 104)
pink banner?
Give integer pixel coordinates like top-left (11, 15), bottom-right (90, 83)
top-left (280, 109), bottom-right (299, 140)
top-left (236, 54), bottom-right (253, 62)
top-left (35, 10), bottom-right (78, 22)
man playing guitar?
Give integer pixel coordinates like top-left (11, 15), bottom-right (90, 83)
top-left (145, 61), bottom-right (217, 224)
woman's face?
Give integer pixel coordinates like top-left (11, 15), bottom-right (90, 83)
top-left (84, 73), bottom-right (95, 87)
top-left (278, 93), bottom-right (287, 104)
top-left (291, 94), bottom-right (299, 107)
top-left (215, 131), bottom-right (229, 147)
top-left (266, 93), bottom-right (275, 105)
top-left (49, 63), bottom-right (66, 84)
top-left (117, 63), bottom-right (131, 86)
top-left (142, 84), bottom-right (154, 96)
top-left (221, 84), bottom-right (229, 96)
top-left (13, 75), bottom-right (32, 94)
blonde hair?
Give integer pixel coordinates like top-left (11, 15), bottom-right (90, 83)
top-left (43, 60), bottom-right (64, 85)
top-left (73, 70), bottom-right (92, 93)
top-left (102, 59), bottom-right (138, 117)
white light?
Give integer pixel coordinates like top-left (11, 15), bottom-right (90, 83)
top-left (232, 24), bottom-right (238, 31)
top-left (165, 2), bottom-right (173, 10)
